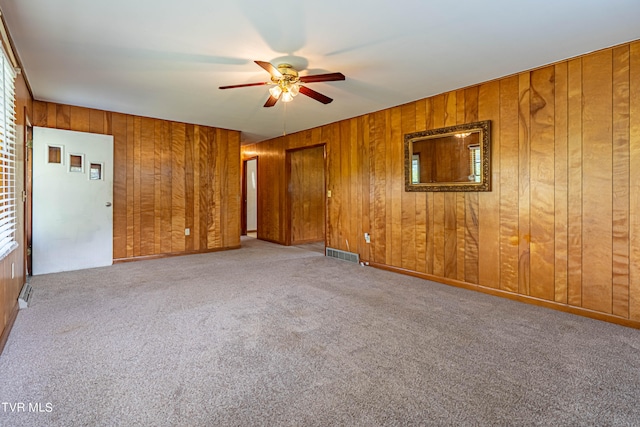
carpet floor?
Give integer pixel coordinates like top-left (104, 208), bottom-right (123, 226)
top-left (1, 237), bottom-right (639, 426)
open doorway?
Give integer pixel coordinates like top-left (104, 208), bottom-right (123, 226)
top-left (242, 157), bottom-right (258, 238)
top-left (286, 145), bottom-right (325, 248)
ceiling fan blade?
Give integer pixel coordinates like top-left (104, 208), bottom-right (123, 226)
top-left (219, 82), bottom-right (268, 89)
top-left (299, 72), bottom-right (345, 83)
top-left (255, 60), bottom-right (282, 78)
top-left (264, 95), bottom-right (279, 107)
top-left (299, 85), bottom-right (333, 104)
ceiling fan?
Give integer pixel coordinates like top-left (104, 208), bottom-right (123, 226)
top-left (219, 61), bottom-right (345, 107)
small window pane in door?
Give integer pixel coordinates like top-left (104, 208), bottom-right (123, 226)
top-left (90, 163), bottom-right (102, 180)
top-left (48, 146), bottom-right (62, 164)
top-left (69, 154), bottom-right (83, 172)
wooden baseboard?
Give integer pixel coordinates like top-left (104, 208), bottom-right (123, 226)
top-left (0, 299), bottom-right (19, 356)
top-left (369, 262), bottom-right (640, 330)
top-left (113, 245), bottom-right (241, 264)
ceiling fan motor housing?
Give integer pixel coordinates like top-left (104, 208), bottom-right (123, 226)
top-left (271, 64), bottom-right (299, 85)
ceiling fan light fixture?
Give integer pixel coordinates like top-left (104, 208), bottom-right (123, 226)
top-left (289, 83), bottom-right (300, 97)
top-left (282, 91), bottom-right (294, 103)
top-left (269, 85), bottom-right (282, 99)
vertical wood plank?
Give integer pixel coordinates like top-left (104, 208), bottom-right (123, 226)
top-left (372, 111), bottom-right (387, 264)
top-left (464, 87), bottom-right (480, 285)
top-left (160, 121), bottom-right (173, 254)
top-left (32, 101), bottom-right (47, 126)
top-left (184, 124), bottom-right (195, 251)
top-left (432, 95), bottom-right (446, 277)
top-left (47, 103), bottom-right (57, 128)
top-left (518, 73), bottom-right (531, 295)
top-left (478, 80), bottom-right (501, 289)
top-left (455, 91), bottom-right (466, 281)
top-left (227, 131), bottom-right (241, 247)
top-left (126, 116), bottom-right (135, 258)
top-left (554, 62), bottom-right (569, 304)
top-left (70, 106), bottom-right (90, 132)
top-left (140, 118), bottom-right (155, 256)
top-left (414, 101), bottom-right (427, 273)
top-left (401, 103), bottom-right (416, 271)
top-left (424, 99), bottom-right (435, 275)
top-left (198, 127), bottom-right (210, 249)
top-left (209, 129), bottom-right (221, 249)
top-left (192, 126), bottom-right (200, 250)
top-left (567, 58), bottom-right (583, 307)
top-left (360, 116), bottom-right (372, 262)
top-left (630, 41), bottom-right (640, 321)
top-left (612, 45), bottom-right (630, 318)
top-left (217, 129), bottom-right (228, 248)
top-left (350, 120), bottom-right (360, 255)
top-left (581, 50), bottom-right (613, 313)
top-left (133, 117), bottom-right (142, 256)
top-left (390, 107), bottom-right (403, 267)
top-left (89, 109), bottom-right (106, 134)
top-left (112, 113), bottom-right (128, 259)
top-left (171, 122), bottom-right (186, 253)
top-left (444, 92), bottom-right (460, 280)
top-left (529, 66), bottom-right (556, 301)
top-left (154, 120), bottom-right (163, 254)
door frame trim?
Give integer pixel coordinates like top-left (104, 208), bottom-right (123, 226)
top-left (241, 156), bottom-right (258, 236)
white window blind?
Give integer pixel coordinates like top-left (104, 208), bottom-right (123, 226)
top-left (0, 45), bottom-right (16, 257)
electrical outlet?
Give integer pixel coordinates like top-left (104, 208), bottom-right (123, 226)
top-left (327, 190), bottom-right (332, 198)
top-left (364, 233), bottom-right (370, 243)
top-left (185, 228), bottom-right (190, 236)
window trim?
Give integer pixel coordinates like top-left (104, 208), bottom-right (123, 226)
top-left (0, 41), bottom-right (17, 261)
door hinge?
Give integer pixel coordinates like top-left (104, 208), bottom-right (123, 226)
top-left (22, 190), bottom-right (27, 202)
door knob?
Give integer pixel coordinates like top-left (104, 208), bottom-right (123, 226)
top-left (105, 202), bottom-right (112, 207)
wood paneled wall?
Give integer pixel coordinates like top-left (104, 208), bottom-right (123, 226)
top-left (0, 70), bottom-right (31, 353)
top-left (242, 40), bottom-right (640, 327)
top-left (32, 101), bottom-right (241, 261)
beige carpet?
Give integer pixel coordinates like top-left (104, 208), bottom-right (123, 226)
top-left (1, 237), bottom-right (639, 426)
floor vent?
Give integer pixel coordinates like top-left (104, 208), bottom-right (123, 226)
top-left (18, 283), bottom-right (33, 309)
top-left (326, 247), bottom-right (360, 264)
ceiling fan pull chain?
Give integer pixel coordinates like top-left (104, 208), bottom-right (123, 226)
top-left (283, 102), bottom-right (287, 136)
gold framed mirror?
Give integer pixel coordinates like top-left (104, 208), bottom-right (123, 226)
top-left (404, 120), bottom-right (491, 192)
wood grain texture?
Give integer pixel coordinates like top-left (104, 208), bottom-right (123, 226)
top-left (553, 62), bottom-right (569, 304)
top-left (31, 101), bottom-right (241, 261)
top-left (518, 73), bottom-right (531, 295)
top-left (612, 45), bottom-right (630, 318)
top-left (431, 95), bottom-right (446, 277)
top-left (581, 50), bottom-right (613, 313)
top-left (372, 111), bottom-right (387, 264)
top-left (463, 87), bottom-right (479, 285)
top-left (478, 81), bottom-right (501, 289)
top-left (628, 41), bottom-right (640, 321)
top-left (390, 107), bottom-right (402, 268)
top-left (529, 66), bottom-right (555, 301)
top-left (239, 40), bottom-right (640, 325)
top-left (112, 113), bottom-right (128, 259)
top-left (289, 146), bottom-right (325, 244)
top-left (401, 104), bottom-right (416, 271)
top-left (567, 58), bottom-right (583, 307)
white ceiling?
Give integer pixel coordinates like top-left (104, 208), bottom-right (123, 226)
top-left (1, 0), bottom-right (639, 144)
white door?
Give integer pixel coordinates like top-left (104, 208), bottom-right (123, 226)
top-left (32, 127), bottom-right (114, 275)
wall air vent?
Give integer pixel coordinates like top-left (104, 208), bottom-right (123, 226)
top-left (325, 247), bottom-right (359, 264)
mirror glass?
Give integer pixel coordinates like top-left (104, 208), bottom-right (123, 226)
top-left (404, 120), bottom-right (491, 192)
